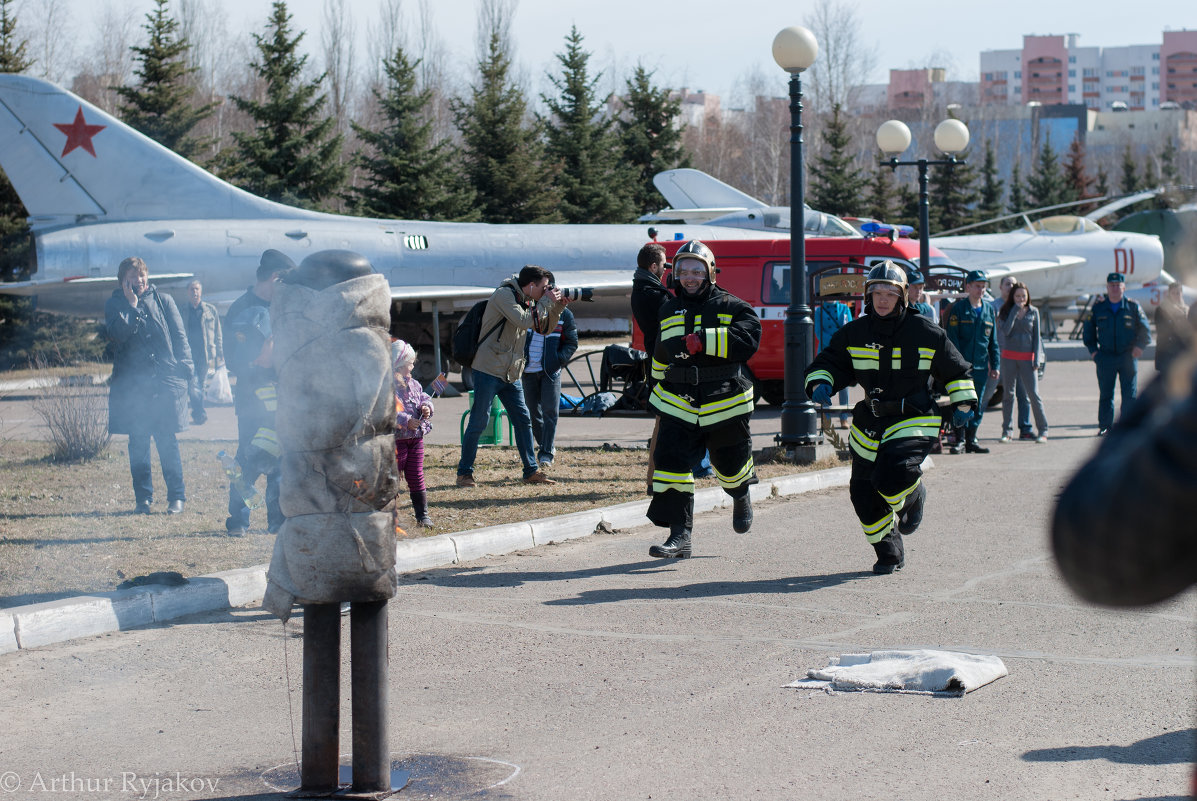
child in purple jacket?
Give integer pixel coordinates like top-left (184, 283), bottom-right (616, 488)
top-left (392, 340), bottom-right (434, 526)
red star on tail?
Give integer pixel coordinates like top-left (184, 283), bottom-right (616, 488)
top-left (53, 107), bottom-right (105, 157)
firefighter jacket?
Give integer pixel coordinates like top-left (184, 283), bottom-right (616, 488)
top-left (1082, 296), bottom-right (1152, 357)
top-left (805, 307), bottom-right (977, 462)
top-left (945, 298), bottom-right (1001, 373)
top-left (650, 282), bottom-right (761, 428)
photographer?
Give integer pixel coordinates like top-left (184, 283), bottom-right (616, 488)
top-left (457, 265), bottom-right (570, 487)
top-left (104, 256), bottom-right (193, 515)
top-left (522, 272), bottom-right (578, 471)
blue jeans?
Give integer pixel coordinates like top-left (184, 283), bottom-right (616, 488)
top-left (1095, 351), bottom-right (1138, 430)
top-left (459, 369), bottom-right (539, 478)
top-left (521, 369), bottom-right (561, 464)
top-left (128, 430), bottom-right (185, 504)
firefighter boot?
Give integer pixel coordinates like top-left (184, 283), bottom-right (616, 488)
top-left (411, 490), bottom-right (433, 527)
top-left (732, 493), bottom-right (753, 533)
top-left (897, 483), bottom-right (926, 536)
top-left (649, 524), bottom-right (692, 559)
top-left (871, 530), bottom-right (905, 575)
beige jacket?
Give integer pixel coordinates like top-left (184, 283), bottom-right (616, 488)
top-left (472, 276), bottom-right (564, 383)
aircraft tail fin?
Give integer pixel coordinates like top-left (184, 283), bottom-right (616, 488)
top-left (0, 74), bottom-right (316, 227)
top-left (652, 169), bottom-right (764, 213)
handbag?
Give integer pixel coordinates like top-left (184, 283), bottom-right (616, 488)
top-left (206, 365), bottom-right (233, 404)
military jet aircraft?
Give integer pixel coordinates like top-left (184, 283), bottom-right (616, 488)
top-left (0, 75), bottom-right (774, 376)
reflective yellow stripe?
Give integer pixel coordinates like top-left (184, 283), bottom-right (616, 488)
top-left (714, 456), bottom-right (755, 490)
top-left (251, 427), bottom-right (281, 457)
top-left (891, 347), bottom-right (902, 369)
top-left (652, 469), bottom-right (694, 495)
top-left (918, 347), bottom-right (935, 370)
top-left (849, 425), bottom-right (878, 461)
top-left (807, 370), bottom-right (833, 387)
top-left (880, 477), bottom-right (920, 511)
top-left (650, 385), bottom-right (699, 424)
top-left (660, 314), bottom-right (686, 339)
top-left (946, 378), bottom-right (978, 403)
top-left (697, 389), bottom-right (755, 425)
top-left (862, 512), bottom-right (894, 543)
top-left (848, 347), bottom-right (879, 360)
top-left (651, 356), bottom-right (667, 380)
top-left (254, 385), bottom-right (277, 411)
top-left (882, 415), bottom-right (942, 441)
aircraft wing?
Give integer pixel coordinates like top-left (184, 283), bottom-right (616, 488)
top-left (639, 207), bottom-right (747, 224)
top-left (984, 256), bottom-right (1087, 278)
top-left (389, 270), bottom-right (634, 304)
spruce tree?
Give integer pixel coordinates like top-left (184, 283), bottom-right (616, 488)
top-left (540, 26), bottom-right (635, 224)
top-left (976, 140), bottom-right (1005, 231)
top-left (618, 64), bottom-right (689, 216)
top-left (113, 0), bottom-right (216, 160)
top-left (350, 45), bottom-right (476, 221)
top-left (929, 150), bottom-right (979, 232)
top-left (1095, 165), bottom-right (1110, 197)
top-left (894, 184), bottom-right (919, 228)
top-left (807, 104), bottom-right (867, 217)
top-left (1027, 133), bottom-right (1068, 208)
top-left (1062, 134), bottom-right (1092, 203)
top-left (453, 31), bottom-right (561, 224)
top-left (224, 0), bottom-right (345, 209)
top-left (1160, 137), bottom-right (1181, 184)
top-left (863, 157), bottom-right (893, 222)
top-left (1007, 162), bottom-right (1027, 216)
top-left (1119, 145), bottom-right (1140, 193)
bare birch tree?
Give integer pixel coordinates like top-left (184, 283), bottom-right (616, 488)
top-left (802, 0), bottom-right (876, 114)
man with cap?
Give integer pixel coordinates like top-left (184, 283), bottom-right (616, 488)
top-left (806, 261), bottom-right (976, 574)
top-left (223, 249), bottom-right (295, 533)
top-left (1082, 272), bottom-right (1152, 436)
top-left (944, 270), bottom-right (1001, 453)
top-left (905, 268), bottom-right (937, 321)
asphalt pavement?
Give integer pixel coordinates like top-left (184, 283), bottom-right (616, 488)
top-left (0, 356), bottom-right (1193, 800)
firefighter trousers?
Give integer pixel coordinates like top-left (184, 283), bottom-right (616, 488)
top-left (647, 414), bottom-right (756, 529)
top-left (849, 435), bottom-right (934, 545)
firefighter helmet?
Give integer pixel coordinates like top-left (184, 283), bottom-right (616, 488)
top-left (864, 260), bottom-right (908, 307)
top-left (672, 240), bottom-right (717, 284)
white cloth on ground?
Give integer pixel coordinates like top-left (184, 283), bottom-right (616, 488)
top-left (786, 649), bottom-right (1008, 696)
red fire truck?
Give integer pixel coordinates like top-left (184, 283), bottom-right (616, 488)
top-left (633, 231), bottom-right (963, 405)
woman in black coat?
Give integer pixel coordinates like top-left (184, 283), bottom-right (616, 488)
top-left (105, 256), bottom-right (193, 515)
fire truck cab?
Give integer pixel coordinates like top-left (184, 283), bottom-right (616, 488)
top-left (635, 232), bottom-right (963, 406)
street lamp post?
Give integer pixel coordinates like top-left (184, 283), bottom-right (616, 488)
top-left (876, 118), bottom-right (970, 271)
top-left (772, 26), bottom-right (819, 454)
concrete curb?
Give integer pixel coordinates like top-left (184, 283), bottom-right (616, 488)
top-left (0, 459), bottom-right (917, 653)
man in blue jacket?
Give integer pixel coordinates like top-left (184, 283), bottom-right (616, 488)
top-left (1082, 272), bottom-right (1152, 436)
top-left (944, 270), bottom-right (1001, 454)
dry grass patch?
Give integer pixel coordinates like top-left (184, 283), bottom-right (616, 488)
top-left (0, 439), bottom-right (839, 607)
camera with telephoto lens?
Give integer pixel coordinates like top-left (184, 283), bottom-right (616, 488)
top-left (550, 285), bottom-right (594, 302)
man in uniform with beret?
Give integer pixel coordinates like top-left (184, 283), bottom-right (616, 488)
top-left (1082, 272), bottom-right (1152, 436)
top-left (944, 270), bottom-right (1001, 453)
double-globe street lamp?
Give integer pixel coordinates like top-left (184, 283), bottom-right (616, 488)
top-left (875, 118), bottom-right (971, 272)
top-left (772, 25), bottom-right (819, 454)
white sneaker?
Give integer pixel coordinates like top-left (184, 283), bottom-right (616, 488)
top-left (999, 434), bottom-right (1011, 443)
top-left (1036, 434), bottom-right (1048, 443)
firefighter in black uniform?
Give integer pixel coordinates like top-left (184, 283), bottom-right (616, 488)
top-left (646, 240), bottom-right (762, 559)
top-left (805, 262), bottom-right (977, 574)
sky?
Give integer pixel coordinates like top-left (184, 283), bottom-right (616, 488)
top-left (37, 0), bottom-right (1197, 102)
